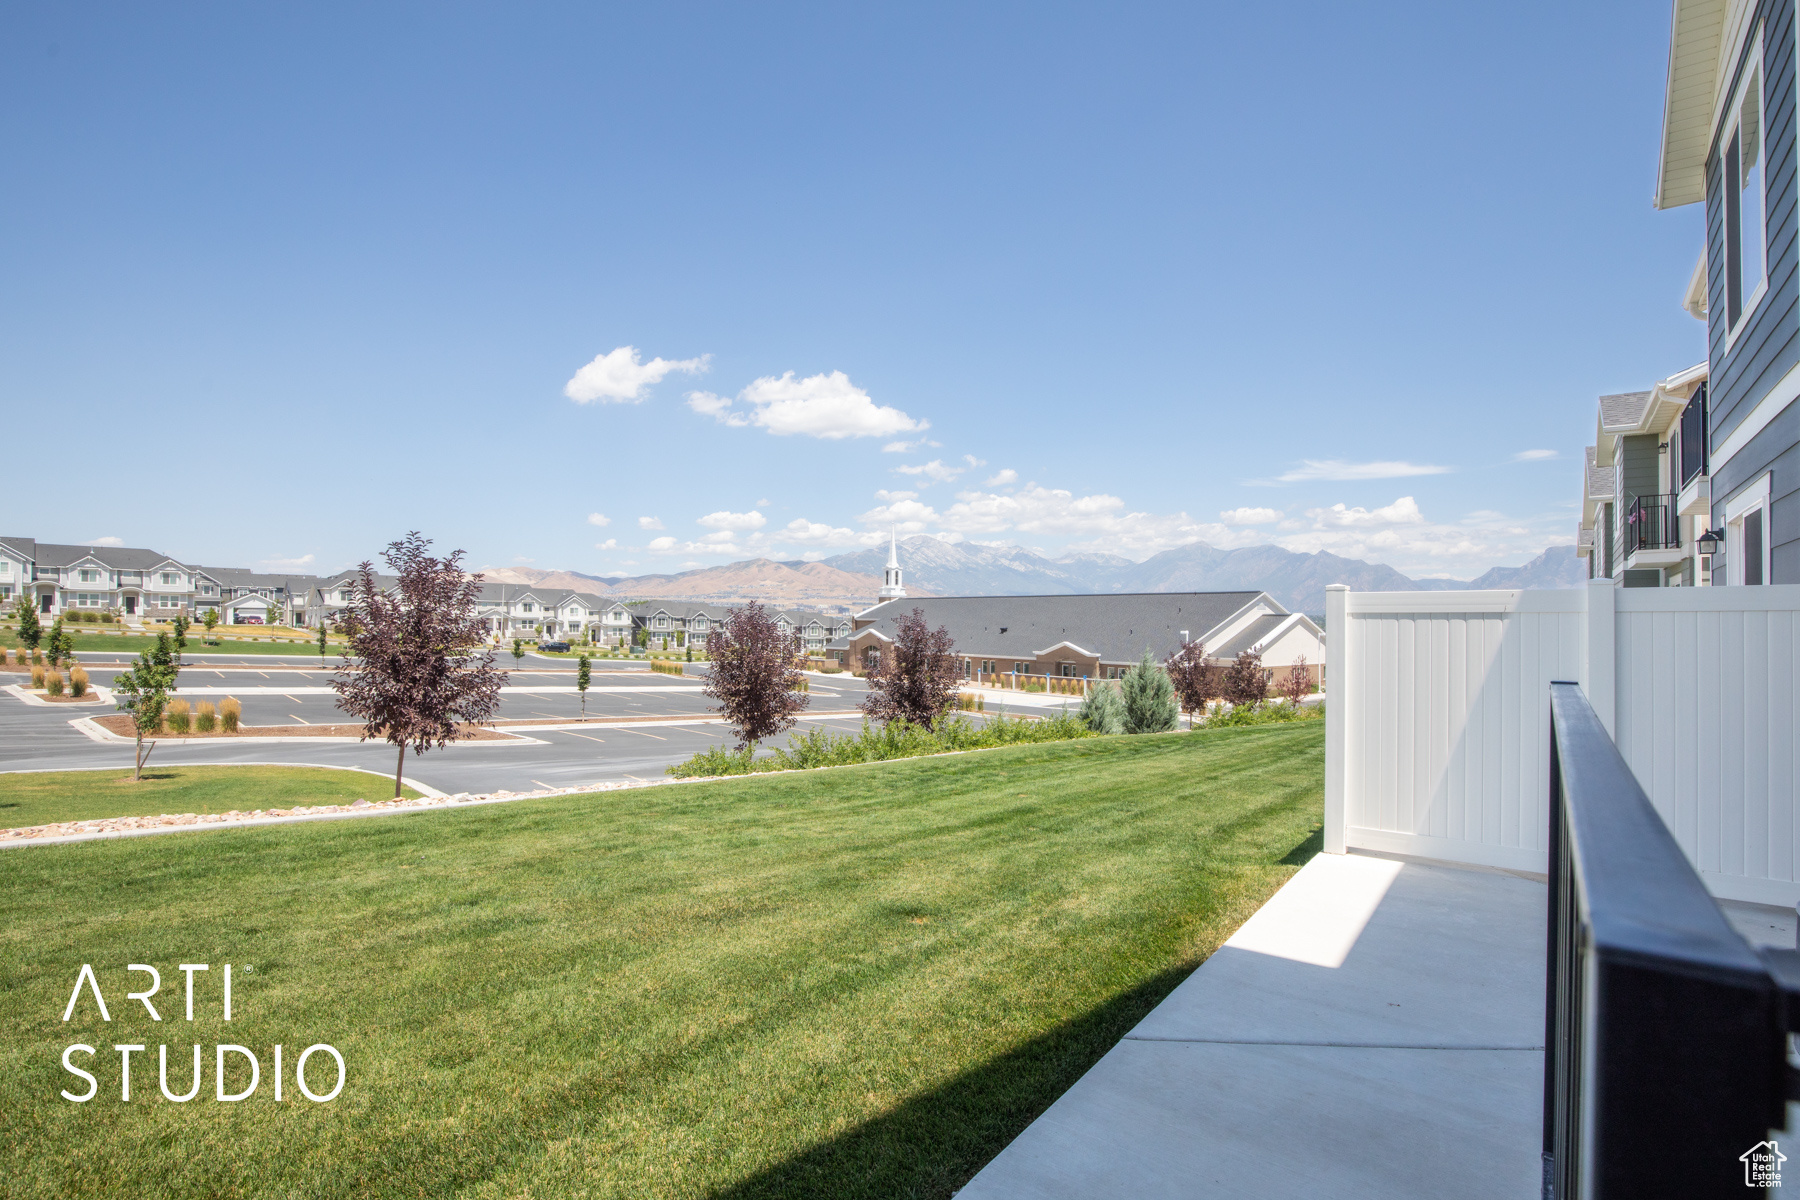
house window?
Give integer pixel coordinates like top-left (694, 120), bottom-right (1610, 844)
top-left (1724, 40), bottom-right (1766, 334)
top-left (1059, 663), bottom-right (1078, 677)
top-left (74, 593), bottom-right (103, 607)
top-left (159, 596), bottom-right (182, 608)
top-left (0, 561), bottom-right (9, 576)
top-left (160, 571), bottom-right (181, 586)
top-left (200, 585), bottom-right (216, 596)
top-left (656, 617), bottom-right (669, 628)
top-left (1013, 662), bottom-right (1026, 674)
top-left (522, 602), bottom-right (534, 613)
top-left (78, 568), bottom-right (100, 583)
top-left (0, 585), bottom-right (11, 600)
top-left (1727, 474), bottom-right (1773, 585)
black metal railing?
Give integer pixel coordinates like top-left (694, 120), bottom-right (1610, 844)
top-left (1680, 382), bottom-right (1709, 486)
top-left (1625, 492), bottom-right (1679, 552)
top-left (1543, 683), bottom-right (1792, 1198)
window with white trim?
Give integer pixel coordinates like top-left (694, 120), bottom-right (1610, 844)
top-left (1726, 473), bottom-right (1772, 585)
top-left (160, 571), bottom-right (181, 586)
top-left (73, 592), bottom-right (103, 607)
top-left (1723, 35), bottom-right (1766, 334)
top-left (77, 568), bottom-right (100, 583)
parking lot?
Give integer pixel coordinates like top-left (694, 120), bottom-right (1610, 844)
top-left (1, 651), bottom-right (1046, 801)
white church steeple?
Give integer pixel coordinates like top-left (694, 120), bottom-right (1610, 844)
top-left (878, 528), bottom-right (907, 602)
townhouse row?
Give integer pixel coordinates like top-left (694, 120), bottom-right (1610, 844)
top-left (0, 538), bottom-right (315, 624)
top-left (1609, 0), bottom-right (1800, 588)
top-left (301, 574), bottom-right (852, 651)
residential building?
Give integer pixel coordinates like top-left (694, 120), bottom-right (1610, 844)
top-left (833, 590), bottom-right (1324, 683)
top-left (0, 537), bottom-right (320, 623)
top-left (1575, 364), bottom-right (1711, 586)
top-left (1656, 0), bottom-right (1800, 584)
top-left (624, 601), bottom-right (851, 653)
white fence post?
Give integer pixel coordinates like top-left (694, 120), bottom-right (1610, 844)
top-left (1324, 584), bottom-right (1349, 855)
top-left (1584, 579), bottom-right (1616, 738)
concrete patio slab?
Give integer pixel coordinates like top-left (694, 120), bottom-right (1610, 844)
top-left (1131, 852), bottom-right (1546, 1048)
top-left (957, 1041), bottom-right (1542, 1200)
top-left (957, 852), bottom-right (1548, 1199)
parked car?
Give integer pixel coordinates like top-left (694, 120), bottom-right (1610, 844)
top-left (538, 641), bottom-right (570, 653)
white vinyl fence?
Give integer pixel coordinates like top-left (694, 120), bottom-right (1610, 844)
top-left (1324, 580), bottom-right (1800, 906)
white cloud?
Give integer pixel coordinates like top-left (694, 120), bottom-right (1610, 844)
top-left (984, 468), bottom-right (1018, 487)
top-left (928, 484), bottom-right (1265, 558)
top-left (778, 518), bottom-right (866, 547)
top-left (882, 438), bottom-right (941, 453)
top-left (686, 390), bottom-right (749, 426)
top-left (963, 454), bottom-right (986, 467)
top-left (594, 539), bottom-right (618, 550)
top-left (638, 516), bottom-right (665, 531)
top-left (1274, 459), bottom-right (1452, 483)
top-left (1304, 497), bottom-right (1426, 528)
top-left (587, 513), bottom-right (611, 527)
top-left (259, 553), bottom-right (315, 568)
top-left (896, 459), bottom-right (964, 483)
top-left (512, 555), bottom-right (535, 564)
top-left (757, 498), bottom-right (771, 507)
top-left (647, 536), bottom-right (678, 551)
top-left (1270, 496), bottom-right (1568, 575)
top-left (564, 346), bottom-right (708, 404)
top-left (85, 536), bottom-right (125, 547)
top-left (874, 489), bottom-right (918, 503)
top-left (1513, 449), bottom-right (1558, 462)
top-left (857, 496), bottom-right (941, 534)
top-left (693, 370), bottom-right (927, 439)
top-left (697, 510), bottom-right (767, 531)
top-left (1221, 507), bottom-right (1282, 526)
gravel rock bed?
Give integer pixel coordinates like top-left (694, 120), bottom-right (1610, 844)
top-left (0, 778), bottom-right (664, 843)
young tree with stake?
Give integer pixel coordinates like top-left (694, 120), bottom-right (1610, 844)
top-left (202, 607), bottom-right (220, 645)
top-left (577, 652), bottom-right (591, 718)
top-left (14, 596), bottom-right (41, 653)
top-left (171, 612), bottom-right (190, 665)
top-left (703, 602), bottom-right (809, 750)
top-left (112, 633), bottom-right (179, 781)
top-left (860, 607), bottom-right (962, 729)
top-left (316, 619), bottom-right (330, 664)
top-left (330, 533), bottom-right (506, 797)
top-left (512, 638), bottom-right (525, 666)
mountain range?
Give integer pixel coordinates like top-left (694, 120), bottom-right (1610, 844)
top-left (481, 540), bottom-right (1584, 615)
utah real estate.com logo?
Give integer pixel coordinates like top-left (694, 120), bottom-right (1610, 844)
top-left (1743, 1140), bottom-right (1787, 1189)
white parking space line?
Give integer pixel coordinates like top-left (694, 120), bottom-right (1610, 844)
top-left (614, 728), bottom-right (667, 740)
top-left (291, 715), bottom-right (311, 724)
top-left (559, 730), bottom-right (606, 743)
top-left (284, 694), bottom-right (303, 703)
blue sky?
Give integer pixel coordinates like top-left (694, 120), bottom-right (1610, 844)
top-left (2, 2), bottom-right (1704, 580)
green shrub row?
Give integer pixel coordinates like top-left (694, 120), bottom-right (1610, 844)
top-left (667, 711), bottom-right (1093, 778)
top-left (1200, 700), bottom-right (1324, 728)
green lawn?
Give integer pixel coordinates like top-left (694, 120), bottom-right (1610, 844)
top-left (1, 723), bottom-right (1324, 1199)
top-left (0, 765), bottom-right (423, 828)
top-left (2, 630), bottom-right (345, 657)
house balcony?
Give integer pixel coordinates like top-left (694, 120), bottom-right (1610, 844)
top-left (1624, 492), bottom-right (1684, 571)
top-left (1678, 472), bottom-right (1710, 518)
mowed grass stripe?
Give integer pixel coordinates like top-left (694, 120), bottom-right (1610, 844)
top-left (0, 766), bottom-right (423, 828)
top-left (0, 723), bottom-right (1324, 1200)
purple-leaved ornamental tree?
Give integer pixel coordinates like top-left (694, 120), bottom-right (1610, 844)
top-left (703, 602), bottom-right (809, 749)
top-left (1164, 640), bottom-right (1218, 722)
top-left (330, 532), bottom-right (507, 797)
top-left (860, 607), bottom-right (961, 729)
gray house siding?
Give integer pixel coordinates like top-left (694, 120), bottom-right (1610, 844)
top-left (1707, 0), bottom-right (1800, 581)
top-left (1711, 399), bottom-right (1800, 582)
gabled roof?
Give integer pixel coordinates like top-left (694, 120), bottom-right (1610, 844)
top-left (851, 592), bottom-right (1273, 665)
top-left (1209, 612), bottom-right (1322, 661)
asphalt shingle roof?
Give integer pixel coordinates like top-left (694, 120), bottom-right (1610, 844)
top-left (852, 592), bottom-right (1268, 664)
top-left (1209, 613), bottom-right (1293, 660)
top-left (1598, 391), bottom-right (1654, 430)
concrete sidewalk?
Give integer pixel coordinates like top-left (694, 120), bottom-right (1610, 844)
top-left (957, 852), bottom-right (1548, 1199)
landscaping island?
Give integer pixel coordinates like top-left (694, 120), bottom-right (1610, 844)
top-left (4, 723), bottom-right (1323, 1199)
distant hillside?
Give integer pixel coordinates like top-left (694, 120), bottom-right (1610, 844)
top-left (1467, 545), bottom-right (1585, 589)
top-left (490, 539), bottom-right (1583, 615)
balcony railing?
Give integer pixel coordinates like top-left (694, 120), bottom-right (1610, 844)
top-left (1625, 492), bottom-right (1679, 552)
top-left (1679, 382), bottom-right (1708, 486)
top-left (1543, 683), bottom-right (1795, 1197)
